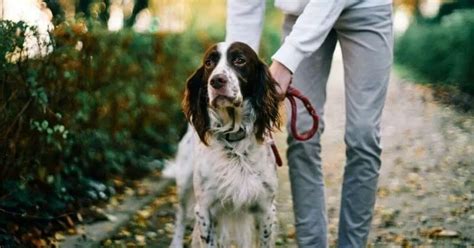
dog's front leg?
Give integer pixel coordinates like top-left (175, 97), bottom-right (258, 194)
top-left (193, 203), bottom-right (217, 248)
top-left (256, 202), bottom-right (277, 248)
top-left (170, 177), bottom-right (193, 248)
top-left (170, 198), bottom-right (187, 248)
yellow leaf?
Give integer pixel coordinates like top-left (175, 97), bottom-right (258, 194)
top-left (54, 233), bottom-right (65, 241)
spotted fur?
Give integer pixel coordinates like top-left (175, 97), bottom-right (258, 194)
top-left (168, 42), bottom-right (280, 247)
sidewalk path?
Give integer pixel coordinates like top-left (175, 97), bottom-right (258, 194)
top-left (274, 48), bottom-right (474, 247)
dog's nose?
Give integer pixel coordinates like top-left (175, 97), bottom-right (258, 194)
top-left (210, 74), bottom-right (228, 89)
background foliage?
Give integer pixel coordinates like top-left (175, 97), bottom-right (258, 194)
top-left (395, 9), bottom-right (474, 95)
top-left (0, 11), bottom-right (280, 244)
top-left (0, 20), bottom-right (200, 244)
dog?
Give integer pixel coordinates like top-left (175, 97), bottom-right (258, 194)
top-left (165, 41), bottom-right (281, 247)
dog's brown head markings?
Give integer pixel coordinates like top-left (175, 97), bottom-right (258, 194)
top-left (183, 42), bottom-right (281, 145)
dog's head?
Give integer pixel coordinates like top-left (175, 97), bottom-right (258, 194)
top-left (183, 42), bottom-right (280, 144)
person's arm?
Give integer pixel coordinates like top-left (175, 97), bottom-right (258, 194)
top-left (225, 0), bottom-right (266, 52)
top-left (273, 0), bottom-right (345, 73)
top-left (271, 0), bottom-right (345, 96)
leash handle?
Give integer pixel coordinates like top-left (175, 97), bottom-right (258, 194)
top-left (268, 85), bottom-right (320, 167)
top-left (286, 86), bottom-right (320, 141)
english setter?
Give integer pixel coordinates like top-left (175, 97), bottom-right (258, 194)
top-left (165, 41), bottom-right (281, 247)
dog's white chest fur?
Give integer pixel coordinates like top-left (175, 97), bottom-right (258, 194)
top-left (195, 138), bottom-right (277, 209)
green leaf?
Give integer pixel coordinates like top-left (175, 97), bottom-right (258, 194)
top-left (41, 120), bottom-right (48, 129)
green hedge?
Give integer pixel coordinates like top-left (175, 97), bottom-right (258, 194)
top-left (0, 19), bottom-right (280, 245)
top-left (395, 10), bottom-right (474, 95)
top-left (0, 20), bottom-right (220, 245)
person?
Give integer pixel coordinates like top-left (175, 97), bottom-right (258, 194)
top-left (226, 0), bottom-right (393, 247)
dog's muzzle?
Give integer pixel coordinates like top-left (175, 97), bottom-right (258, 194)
top-left (209, 74), bottom-right (242, 108)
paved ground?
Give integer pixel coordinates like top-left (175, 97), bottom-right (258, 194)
top-left (105, 49), bottom-right (473, 247)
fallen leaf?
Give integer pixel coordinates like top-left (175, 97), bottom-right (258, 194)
top-left (287, 226), bottom-right (296, 239)
top-left (137, 187), bottom-right (148, 196)
top-left (105, 214), bottom-right (118, 222)
top-left (420, 227), bottom-right (443, 237)
top-left (380, 208), bottom-right (400, 227)
top-left (103, 239), bottom-right (112, 246)
top-left (146, 231), bottom-right (157, 239)
top-left (377, 187), bottom-right (390, 198)
top-left (54, 233), bottom-right (65, 241)
top-left (124, 187), bottom-right (135, 196)
top-left (275, 238), bottom-right (284, 245)
top-left (31, 239), bottom-right (47, 247)
top-left (109, 197), bottom-right (120, 206)
top-left (137, 209), bottom-right (152, 219)
top-left (77, 213), bottom-right (83, 222)
top-left (113, 179), bottom-right (124, 188)
top-left (164, 223), bottom-right (174, 234)
top-left (434, 230), bottom-right (459, 238)
top-left (118, 229), bottom-right (131, 238)
top-left (66, 216), bottom-right (74, 226)
top-left (135, 234), bottom-right (146, 244)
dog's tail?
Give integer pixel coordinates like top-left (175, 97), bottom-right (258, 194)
top-left (162, 125), bottom-right (194, 180)
top-left (161, 160), bottom-right (177, 179)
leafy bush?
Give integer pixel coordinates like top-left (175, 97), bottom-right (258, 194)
top-left (0, 17), bottom-right (280, 245)
top-left (0, 20), bottom-right (220, 245)
top-left (395, 10), bottom-right (474, 95)
top-left (5, 0), bottom-right (279, 243)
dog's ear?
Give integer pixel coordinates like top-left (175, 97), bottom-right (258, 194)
top-left (182, 66), bottom-right (210, 145)
top-left (252, 60), bottom-right (281, 141)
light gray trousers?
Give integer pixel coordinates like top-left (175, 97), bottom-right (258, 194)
top-left (283, 4), bottom-right (393, 248)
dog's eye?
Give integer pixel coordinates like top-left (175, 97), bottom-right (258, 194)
top-left (233, 57), bottom-right (246, 66)
top-left (205, 59), bottom-right (214, 68)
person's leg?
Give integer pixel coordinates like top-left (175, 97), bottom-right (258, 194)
top-left (282, 14), bottom-right (337, 248)
top-left (334, 4), bottom-right (393, 247)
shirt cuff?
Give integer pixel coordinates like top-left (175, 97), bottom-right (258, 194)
top-left (271, 41), bottom-right (306, 73)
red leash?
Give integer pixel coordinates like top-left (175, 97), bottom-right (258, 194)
top-left (286, 86), bottom-right (320, 141)
top-left (270, 85), bottom-right (320, 167)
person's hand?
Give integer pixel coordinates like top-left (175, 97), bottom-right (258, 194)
top-left (269, 60), bottom-right (292, 100)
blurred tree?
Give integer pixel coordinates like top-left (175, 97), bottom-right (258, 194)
top-left (436, 0), bottom-right (474, 21)
top-left (76, 0), bottom-right (110, 24)
top-left (77, 0), bottom-right (91, 18)
top-left (35, 0), bottom-right (151, 29)
top-left (395, 0), bottom-right (423, 19)
top-left (396, 0), bottom-right (474, 22)
top-left (43, 0), bottom-right (65, 22)
top-left (98, 0), bottom-right (110, 23)
top-left (74, 0), bottom-right (148, 28)
top-left (125, 0), bottom-right (148, 27)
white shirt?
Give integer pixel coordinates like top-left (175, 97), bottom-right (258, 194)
top-left (226, 0), bottom-right (392, 73)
